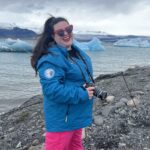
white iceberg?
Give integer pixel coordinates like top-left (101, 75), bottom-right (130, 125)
top-left (0, 38), bottom-right (32, 52)
top-left (74, 37), bottom-right (105, 51)
top-left (114, 38), bottom-right (150, 48)
top-left (0, 42), bottom-right (13, 51)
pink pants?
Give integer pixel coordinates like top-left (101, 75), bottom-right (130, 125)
top-left (45, 129), bottom-right (84, 150)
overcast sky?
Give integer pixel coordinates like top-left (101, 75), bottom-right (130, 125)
top-left (0, 0), bottom-right (150, 35)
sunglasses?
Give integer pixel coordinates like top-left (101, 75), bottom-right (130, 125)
top-left (54, 25), bottom-right (73, 37)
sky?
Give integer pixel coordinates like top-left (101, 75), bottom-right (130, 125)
top-left (0, 0), bottom-right (150, 36)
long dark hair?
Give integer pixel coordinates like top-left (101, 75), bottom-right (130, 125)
top-left (31, 16), bottom-right (69, 74)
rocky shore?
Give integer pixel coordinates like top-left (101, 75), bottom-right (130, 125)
top-left (0, 65), bottom-right (150, 150)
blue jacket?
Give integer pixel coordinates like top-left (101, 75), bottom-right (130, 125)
top-left (37, 43), bottom-right (94, 132)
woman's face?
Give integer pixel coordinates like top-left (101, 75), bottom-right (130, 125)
top-left (53, 21), bottom-right (73, 50)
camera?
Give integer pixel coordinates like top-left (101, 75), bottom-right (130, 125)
top-left (85, 83), bottom-right (107, 100)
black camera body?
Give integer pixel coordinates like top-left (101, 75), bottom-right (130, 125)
top-left (85, 83), bottom-right (107, 100)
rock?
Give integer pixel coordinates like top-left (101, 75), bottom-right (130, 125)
top-left (94, 115), bottom-right (104, 125)
top-left (16, 141), bottom-right (21, 148)
top-left (144, 83), bottom-right (150, 91)
top-left (119, 109), bottom-right (127, 117)
top-left (8, 127), bottom-right (15, 132)
top-left (101, 106), bottom-right (116, 117)
top-left (132, 90), bottom-right (144, 95)
top-left (127, 98), bottom-right (140, 107)
top-left (143, 147), bottom-right (150, 150)
top-left (106, 95), bottom-right (115, 102)
top-left (32, 139), bottom-right (40, 146)
top-left (120, 98), bottom-right (128, 104)
top-left (28, 144), bottom-right (44, 150)
top-left (118, 142), bottom-right (126, 148)
top-left (115, 101), bottom-right (126, 108)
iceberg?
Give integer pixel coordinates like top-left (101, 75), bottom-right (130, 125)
top-left (0, 38), bottom-right (32, 52)
top-left (114, 38), bottom-right (150, 48)
top-left (0, 37), bottom-right (105, 53)
top-left (74, 37), bottom-right (105, 51)
top-left (0, 42), bottom-right (13, 51)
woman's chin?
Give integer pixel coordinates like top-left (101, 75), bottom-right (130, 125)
top-left (64, 43), bottom-right (72, 50)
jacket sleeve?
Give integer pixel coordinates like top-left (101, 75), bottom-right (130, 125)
top-left (38, 62), bottom-right (89, 104)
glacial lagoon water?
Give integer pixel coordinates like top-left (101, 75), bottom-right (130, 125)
top-left (0, 41), bottom-right (150, 113)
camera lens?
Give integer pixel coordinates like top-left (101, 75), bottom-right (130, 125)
top-left (94, 87), bottom-right (107, 100)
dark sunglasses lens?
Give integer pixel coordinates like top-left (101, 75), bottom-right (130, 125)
top-left (66, 26), bottom-right (73, 34)
top-left (55, 25), bottom-right (73, 37)
top-left (57, 30), bottom-right (65, 37)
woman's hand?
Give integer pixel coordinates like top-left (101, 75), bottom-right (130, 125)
top-left (86, 86), bottom-right (95, 99)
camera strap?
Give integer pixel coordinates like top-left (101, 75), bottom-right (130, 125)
top-left (69, 56), bottom-right (87, 83)
top-left (68, 51), bottom-right (95, 84)
top-left (76, 52), bottom-right (95, 83)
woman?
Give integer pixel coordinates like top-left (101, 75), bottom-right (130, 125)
top-left (31, 16), bottom-right (94, 150)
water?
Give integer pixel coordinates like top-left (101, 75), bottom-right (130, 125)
top-left (89, 43), bottom-right (150, 76)
top-left (0, 42), bottom-right (150, 113)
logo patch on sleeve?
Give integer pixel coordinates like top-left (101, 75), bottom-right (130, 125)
top-left (44, 68), bottom-right (55, 79)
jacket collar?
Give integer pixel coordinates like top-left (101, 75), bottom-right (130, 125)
top-left (48, 41), bottom-right (81, 57)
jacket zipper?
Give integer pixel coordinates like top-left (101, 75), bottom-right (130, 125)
top-left (65, 105), bottom-right (70, 122)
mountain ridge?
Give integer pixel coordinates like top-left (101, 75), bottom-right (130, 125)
top-left (0, 26), bottom-right (150, 42)
top-left (0, 27), bottom-right (37, 38)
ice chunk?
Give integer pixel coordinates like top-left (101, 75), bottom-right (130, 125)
top-left (114, 38), bottom-right (150, 48)
top-left (0, 38), bottom-right (32, 52)
top-left (73, 37), bottom-right (105, 51)
top-left (5, 38), bottom-right (16, 45)
top-left (0, 42), bottom-right (13, 52)
top-left (11, 39), bottom-right (32, 52)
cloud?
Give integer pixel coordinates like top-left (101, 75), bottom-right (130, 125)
top-left (0, 0), bottom-right (148, 14)
top-left (0, 0), bottom-right (150, 35)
